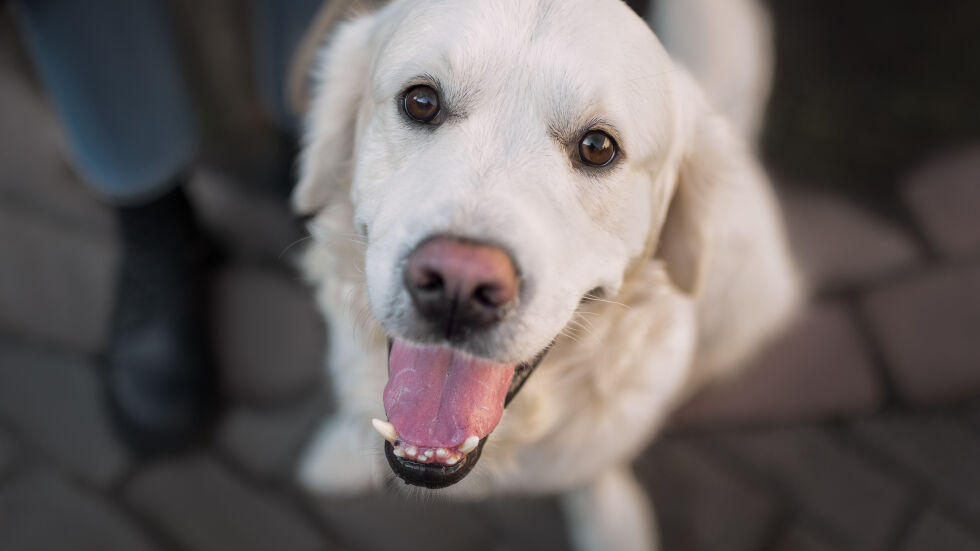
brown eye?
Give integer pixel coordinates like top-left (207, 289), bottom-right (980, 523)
top-left (403, 85), bottom-right (441, 123)
top-left (578, 131), bottom-right (617, 167)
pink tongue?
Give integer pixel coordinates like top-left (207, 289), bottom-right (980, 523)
top-left (383, 340), bottom-right (516, 448)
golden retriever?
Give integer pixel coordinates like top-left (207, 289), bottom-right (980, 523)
top-left (293, 1), bottom-right (799, 549)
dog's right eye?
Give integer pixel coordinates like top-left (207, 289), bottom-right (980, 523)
top-left (578, 131), bottom-right (617, 167)
top-left (403, 85), bottom-right (441, 123)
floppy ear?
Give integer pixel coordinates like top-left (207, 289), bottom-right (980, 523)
top-left (292, 4), bottom-right (381, 215)
top-left (655, 76), bottom-right (735, 295)
top-left (655, 72), bottom-right (801, 378)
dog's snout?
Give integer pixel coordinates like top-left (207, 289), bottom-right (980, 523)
top-left (404, 237), bottom-right (519, 338)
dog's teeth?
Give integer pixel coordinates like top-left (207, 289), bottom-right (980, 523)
top-left (393, 445), bottom-right (405, 458)
top-left (405, 445), bottom-right (418, 457)
top-left (446, 456), bottom-right (459, 466)
top-left (436, 448), bottom-right (449, 458)
top-left (424, 449), bottom-right (434, 458)
top-left (371, 418), bottom-right (398, 443)
top-left (458, 436), bottom-right (479, 454)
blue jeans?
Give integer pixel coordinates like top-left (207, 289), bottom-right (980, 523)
top-left (13, 0), bottom-right (322, 202)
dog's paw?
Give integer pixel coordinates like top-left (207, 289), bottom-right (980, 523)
top-left (561, 467), bottom-right (659, 551)
top-left (297, 414), bottom-right (385, 495)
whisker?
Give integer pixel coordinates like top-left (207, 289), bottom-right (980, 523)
top-left (278, 235), bottom-right (315, 259)
top-left (558, 328), bottom-right (582, 344)
top-left (570, 318), bottom-right (595, 335)
top-left (574, 310), bottom-right (600, 317)
top-left (306, 222), bottom-right (370, 246)
top-left (573, 310), bottom-right (597, 324)
top-left (583, 294), bottom-right (631, 310)
top-left (565, 319), bottom-right (593, 337)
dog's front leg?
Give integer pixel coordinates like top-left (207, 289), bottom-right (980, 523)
top-left (560, 466), bottom-right (659, 551)
top-left (298, 311), bottom-right (389, 495)
top-left (298, 407), bottom-right (386, 494)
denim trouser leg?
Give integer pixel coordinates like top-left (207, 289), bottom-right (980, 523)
top-left (13, 0), bottom-right (200, 203)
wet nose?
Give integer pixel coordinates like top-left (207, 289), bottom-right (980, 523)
top-left (403, 236), bottom-right (519, 338)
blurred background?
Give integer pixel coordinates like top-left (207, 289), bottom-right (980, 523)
top-left (0, 1), bottom-right (978, 550)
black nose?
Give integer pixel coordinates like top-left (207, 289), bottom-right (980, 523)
top-left (403, 236), bottom-right (519, 339)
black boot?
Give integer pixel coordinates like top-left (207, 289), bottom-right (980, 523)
top-left (104, 184), bottom-right (219, 454)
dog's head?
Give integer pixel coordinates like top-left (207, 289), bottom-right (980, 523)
top-left (296, 0), bottom-right (734, 488)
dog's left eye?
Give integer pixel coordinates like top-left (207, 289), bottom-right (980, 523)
top-left (579, 131), bottom-right (617, 167)
top-left (403, 85), bottom-right (441, 123)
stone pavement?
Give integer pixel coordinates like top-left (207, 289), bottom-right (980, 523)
top-left (2, 17), bottom-right (980, 551)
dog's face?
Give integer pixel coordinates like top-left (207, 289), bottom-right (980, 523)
top-left (298, 0), bottom-right (695, 488)
top-left (351, 0), bottom-right (676, 362)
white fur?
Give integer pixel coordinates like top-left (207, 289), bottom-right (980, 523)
top-left (651, 0), bottom-right (774, 140)
top-left (294, 1), bottom-right (800, 549)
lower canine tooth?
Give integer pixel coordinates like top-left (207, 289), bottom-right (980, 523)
top-left (458, 436), bottom-right (479, 454)
top-left (446, 456), bottom-right (459, 466)
top-left (371, 418), bottom-right (398, 443)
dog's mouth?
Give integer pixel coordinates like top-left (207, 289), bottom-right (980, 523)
top-left (376, 338), bottom-right (550, 489)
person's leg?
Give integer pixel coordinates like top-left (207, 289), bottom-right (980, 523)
top-left (13, 0), bottom-right (216, 453)
top-left (244, 0), bottom-right (325, 200)
top-left (248, 0), bottom-right (324, 133)
top-left (106, 183), bottom-right (217, 453)
top-left (13, 0), bottom-right (199, 201)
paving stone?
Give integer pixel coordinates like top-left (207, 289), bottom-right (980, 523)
top-left (901, 510), bottom-right (980, 551)
top-left (773, 524), bottom-right (837, 551)
top-left (0, 48), bottom-right (115, 237)
top-left (716, 426), bottom-right (910, 551)
top-left (218, 389), bottom-right (331, 481)
top-left (484, 496), bottom-right (572, 551)
top-left (188, 169), bottom-right (305, 264)
top-left (488, 498), bottom-right (571, 551)
top-left (672, 302), bottom-right (882, 429)
top-left (0, 38), bottom-right (115, 355)
top-left (970, 402), bottom-right (980, 429)
top-left (0, 430), bottom-right (14, 478)
top-left (0, 204), bottom-right (118, 355)
top-left (862, 264), bottom-right (980, 405)
top-left (782, 188), bottom-right (919, 289)
top-left (636, 438), bottom-right (779, 551)
top-left (313, 493), bottom-right (494, 551)
top-left (850, 415), bottom-right (980, 523)
top-left (213, 266), bottom-right (326, 405)
top-left (904, 145), bottom-right (980, 258)
top-left (125, 454), bottom-right (329, 551)
top-left (0, 470), bottom-right (159, 551)
top-left (0, 339), bottom-right (128, 487)
top-left (311, 487), bottom-right (569, 551)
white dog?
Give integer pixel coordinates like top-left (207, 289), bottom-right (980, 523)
top-left (293, 1), bottom-right (799, 549)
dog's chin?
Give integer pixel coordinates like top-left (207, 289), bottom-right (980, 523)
top-left (380, 338), bottom-right (552, 490)
top-left (383, 432), bottom-right (487, 490)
